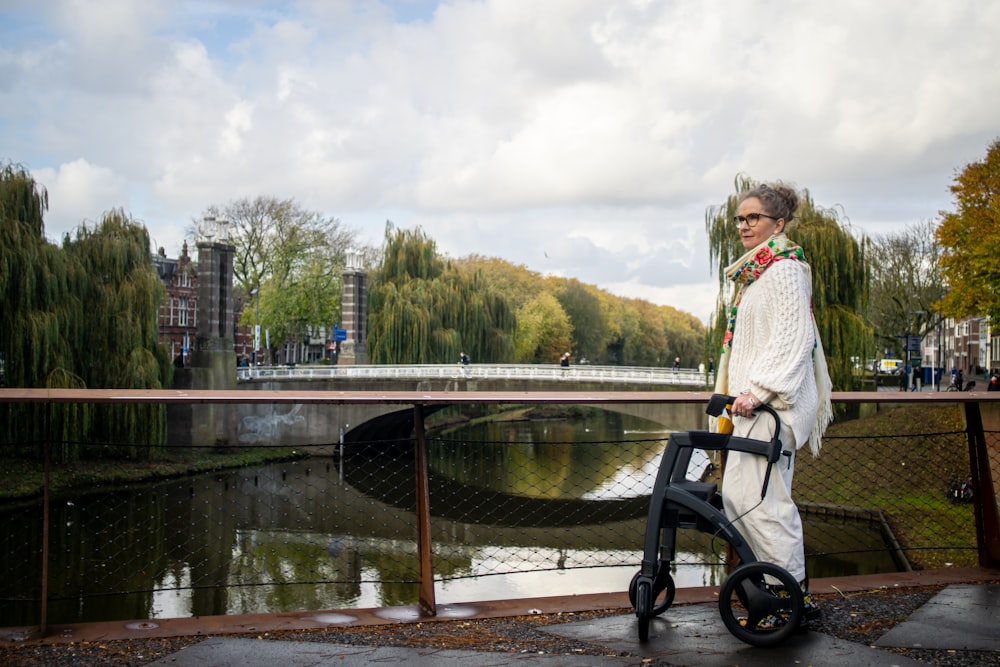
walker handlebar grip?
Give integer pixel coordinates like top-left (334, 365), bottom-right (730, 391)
top-left (707, 393), bottom-right (781, 425)
top-left (706, 393), bottom-right (787, 500)
top-left (707, 393), bottom-right (783, 459)
top-left (705, 393), bottom-right (732, 418)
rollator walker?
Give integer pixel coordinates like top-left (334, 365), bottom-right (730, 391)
top-left (629, 393), bottom-right (805, 646)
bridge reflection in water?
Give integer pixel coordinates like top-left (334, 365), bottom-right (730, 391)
top-left (0, 411), bottom-right (898, 626)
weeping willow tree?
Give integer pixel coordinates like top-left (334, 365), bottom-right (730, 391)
top-left (0, 162), bottom-right (170, 460)
top-left (0, 163), bottom-right (89, 459)
top-left (705, 174), bottom-right (871, 392)
top-left (64, 209), bottom-right (172, 455)
top-left (367, 224), bottom-right (516, 364)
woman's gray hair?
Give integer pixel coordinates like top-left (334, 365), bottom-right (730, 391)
top-left (740, 182), bottom-right (798, 222)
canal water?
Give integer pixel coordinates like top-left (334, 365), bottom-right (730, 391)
top-left (0, 411), bottom-right (897, 626)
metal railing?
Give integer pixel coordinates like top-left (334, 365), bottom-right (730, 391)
top-left (237, 363), bottom-right (712, 386)
top-left (0, 389), bottom-right (998, 632)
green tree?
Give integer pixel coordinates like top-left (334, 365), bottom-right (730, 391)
top-left (201, 196), bottom-right (360, 351)
top-left (621, 299), bottom-right (668, 366)
top-left (550, 278), bottom-right (607, 363)
top-left (591, 289), bottom-right (629, 365)
top-left (439, 246), bottom-right (707, 367)
top-left (65, 209), bottom-right (171, 453)
top-left (367, 224), bottom-right (516, 364)
top-left (455, 258), bottom-right (614, 364)
top-left (661, 304), bottom-right (705, 367)
top-left (454, 255), bottom-right (540, 309)
top-left (0, 163), bottom-right (85, 457)
top-left (0, 163), bottom-right (70, 388)
top-left (514, 292), bottom-right (572, 363)
top-left (604, 298), bottom-right (640, 365)
top-left (867, 220), bottom-right (945, 356)
top-left (615, 299), bottom-right (704, 367)
top-left (705, 175), bottom-right (871, 391)
top-left (1, 163), bottom-right (170, 459)
top-left (936, 138), bottom-right (1000, 322)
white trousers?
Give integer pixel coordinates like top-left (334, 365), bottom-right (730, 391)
top-left (721, 412), bottom-right (806, 583)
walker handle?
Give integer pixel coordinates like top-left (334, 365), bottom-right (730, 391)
top-left (705, 393), bottom-right (732, 418)
top-left (706, 393), bottom-right (782, 450)
top-left (707, 393), bottom-right (789, 499)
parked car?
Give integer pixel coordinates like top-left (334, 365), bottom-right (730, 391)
top-left (878, 359), bottom-right (904, 375)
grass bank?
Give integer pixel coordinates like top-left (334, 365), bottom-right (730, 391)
top-left (796, 403), bottom-right (976, 569)
top-left (0, 447), bottom-right (305, 503)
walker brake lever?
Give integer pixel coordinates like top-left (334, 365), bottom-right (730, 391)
top-left (762, 452), bottom-right (794, 498)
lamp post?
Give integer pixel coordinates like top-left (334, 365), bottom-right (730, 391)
top-left (250, 287), bottom-right (260, 365)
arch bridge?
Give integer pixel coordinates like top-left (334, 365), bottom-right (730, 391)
top-left (226, 364), bottom-right (713, 450)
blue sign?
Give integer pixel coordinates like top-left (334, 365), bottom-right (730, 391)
top-left (334, 328), bottom-right (347, 341)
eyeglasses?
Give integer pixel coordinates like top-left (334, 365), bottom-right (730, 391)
top-left (732, 212), bottom-right (779, 228)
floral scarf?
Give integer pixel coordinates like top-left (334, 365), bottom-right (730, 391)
top-left (721, 234), bottom-right (806, 351)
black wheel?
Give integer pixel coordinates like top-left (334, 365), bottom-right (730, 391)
top-left (718, 562), bottom-right (804, 647)
top-left (635, 580), bottom-right (651, 641)
top-left (629, 569), bottom-right (676, 616)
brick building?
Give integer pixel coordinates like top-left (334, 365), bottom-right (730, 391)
top-left (153, 243), bottom-right (254, 366)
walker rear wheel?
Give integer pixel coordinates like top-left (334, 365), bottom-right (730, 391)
top-left (718, 562), bottom-right (803, 647)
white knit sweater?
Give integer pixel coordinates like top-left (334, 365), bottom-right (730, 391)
top-left (727, 258), bottom-right (819, 450)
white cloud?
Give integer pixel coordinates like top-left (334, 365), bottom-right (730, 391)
top-left (4, 0), bottom-right (1000, 325)
top-left (33, 159), bottom-right (126, 241)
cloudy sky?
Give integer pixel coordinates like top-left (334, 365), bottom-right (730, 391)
top-left (2, 0), bottom-right (998, 323)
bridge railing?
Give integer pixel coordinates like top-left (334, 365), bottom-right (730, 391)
top-left (237, 363), bottom-right (713, 386)
top-left (0, 389), bottom-right (997, 633)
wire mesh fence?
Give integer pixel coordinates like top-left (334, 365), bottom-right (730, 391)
top-left (797, 414), bottom-right (983, 574)
top-left (0, 397), bottom-right (997, 628)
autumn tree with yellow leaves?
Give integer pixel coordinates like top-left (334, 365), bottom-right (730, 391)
top-left (936, 138), bottom-right (1000, 322)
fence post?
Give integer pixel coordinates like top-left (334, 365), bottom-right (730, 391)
top-left (413, 404), bottom-right (436, 615)
top-left (40, 404), bottom-right (52, 635)
top-left (963, 400), bottom-right (1000, 567)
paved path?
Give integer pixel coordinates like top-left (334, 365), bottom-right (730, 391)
top-left (145, 584), bottom-right (1000, 666)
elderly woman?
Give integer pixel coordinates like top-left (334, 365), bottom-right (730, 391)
top-left (714, 182), bottom-right (833, 628)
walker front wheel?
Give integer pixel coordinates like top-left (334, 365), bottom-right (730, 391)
top-left (635, 580), bottom-right (652, 641)
top-left (628, 569), bottom-right (676, 617)
top-left (718, 562), bottom-right (804, 647)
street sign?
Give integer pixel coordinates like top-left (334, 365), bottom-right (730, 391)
top-left (334, 328), bottom-right (347, 341)
top-left (906, 335), bottom-right (921, 353)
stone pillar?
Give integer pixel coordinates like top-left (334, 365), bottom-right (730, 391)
top-left (339, 249), bottom-right (368, 366)
top-left (169, 218), bottom-right (237, 446)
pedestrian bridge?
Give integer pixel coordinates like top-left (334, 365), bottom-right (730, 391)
top-left (237, 363), bottom-right (712, 388)
top-left (227, 364), bottom-right (714, 451)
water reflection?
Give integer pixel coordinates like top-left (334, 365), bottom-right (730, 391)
top-left (0, 412), bottom-right (897, 626)
top-left (429, 416), bottom-right (709, 501)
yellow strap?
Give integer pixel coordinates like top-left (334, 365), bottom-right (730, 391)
top-left (716, 414), bottom-right (734, 435)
